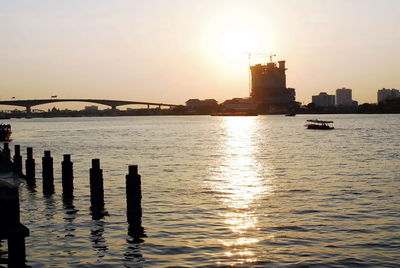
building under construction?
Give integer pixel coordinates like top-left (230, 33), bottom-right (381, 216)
top-left (250, 57), bottom-right (296, 113)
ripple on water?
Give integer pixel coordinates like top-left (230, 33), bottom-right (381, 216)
top-left (3, 115), bottom-right (399, 267)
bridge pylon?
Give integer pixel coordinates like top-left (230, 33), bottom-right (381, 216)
top-left (26, 106), bottom-right (32, 118)
top-left (111, 105), bottom-right (117, 116)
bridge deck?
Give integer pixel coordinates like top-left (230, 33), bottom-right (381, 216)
top-left (0, 99), bottom-right (180, 108)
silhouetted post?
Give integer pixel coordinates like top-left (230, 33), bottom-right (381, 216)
top-left (3, 142), bottom-right (10, 160)
top-left (126, 165), bottom-right (142, 220)
top-left (62, 154), bottom-right (74, 198)
top-left (8, 233), bottom-right (27, 266)
top-left (90, 159), bottom-right (105, 219)
top-left (42, 150), bottom-right (54, 195)
top-left (0, 184), bottom-right (30, 266)
top-left (13, 145), bottom-right (23, 175)
top-left (25, 147), bottom-right (36, 187)
top-left (0, 186), bottom-right (20, 231)
top-left (126, 165), bottom-right (145, 242)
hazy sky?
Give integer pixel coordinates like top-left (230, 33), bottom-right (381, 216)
top-left (1, 0), bottom-right (399, 108)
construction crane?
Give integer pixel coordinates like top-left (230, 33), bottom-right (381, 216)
top-left (248, 53), bottom-right (251, 96)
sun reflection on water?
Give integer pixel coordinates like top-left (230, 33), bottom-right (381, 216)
top-left (210, 117), bottom-right (274, 265)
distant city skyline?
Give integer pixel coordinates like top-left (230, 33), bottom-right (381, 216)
top-left (1, 0), bottom-right (399, 109)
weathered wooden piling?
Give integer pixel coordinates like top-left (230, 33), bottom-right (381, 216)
top-left (42, 150), bottom-right (54, 195)
top-left (0, 183), bottom-right (30, 266)
top-left (126, 165), bottom-right (142, 220)
top-left (25, 147), bottom-right (36, 186)
top-left (89, 159), bottom-right (105, 219)
top-left (62, 154), bottom-right (74, 198)
top-left (3, 142), bottom-right (10, 160)
top-left (126, 165), bottom-right (145, 241)
top-left (13, 145), bottom-right (23, 175)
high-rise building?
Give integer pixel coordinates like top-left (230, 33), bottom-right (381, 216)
top-left (335, 88), bottom-right (353, 105)
top-left (250, 59), bottom-right (296, 111)
top-left (377, 88), bottom-right (400, 103)
top-left (312, 92), bottom-right (335, 107)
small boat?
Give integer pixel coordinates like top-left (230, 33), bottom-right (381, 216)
top-left (305, 119), bottom-right (334, 130)
top-left (0, 124), bottom-right (12, 141)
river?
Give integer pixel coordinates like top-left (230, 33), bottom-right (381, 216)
top-left (2, 114), bottom-right (400, 267)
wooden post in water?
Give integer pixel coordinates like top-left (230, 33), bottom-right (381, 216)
top-left (3, 142), bottom-right (10, 160)
top-left (126, 165), bottom-right (142, 219)
top-left (62, 154), bottom-right (74, 198)
top-left (126, 165), bottom-right (145, 241)
top-left (89, 159), bottom-right (105, 219)
top-left (42, 150), bottom-right (54, 195)
top-left (25, 147), bottom-right (36, 187)
top-left (13, 145), bottom-right (23, 175)
top-left (0, 184), bottom-right (30, 266)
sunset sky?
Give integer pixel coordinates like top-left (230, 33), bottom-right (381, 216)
top-left (1, 0), bottom-right (399, 109)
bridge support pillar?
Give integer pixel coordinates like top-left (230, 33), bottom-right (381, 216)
top-left (111, 106), bottom-right (117, 116)
top-left (25, 106), bottom-right (32, 118)
top-left (147, 104), bottom-right (150, 109)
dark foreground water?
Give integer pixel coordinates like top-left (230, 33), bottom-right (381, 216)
top-left (1, 114), bottom-right (400, 267)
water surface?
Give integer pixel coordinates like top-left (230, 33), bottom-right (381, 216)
top-left (3, 114), bottom-right (400, 266)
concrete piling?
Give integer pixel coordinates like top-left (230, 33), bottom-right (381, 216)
top-left (126, 165), bottom-right (145, 241)
top-left (89, 159), bottom-right (105, 219)
top-left (25, 147), bottom-right (36, 187)
top-left (42, 150), bottom-right (54, 195)
top-left (62, 154), bottom-right (74, 198)
top-left (13, 145), bottom-right (23, 175)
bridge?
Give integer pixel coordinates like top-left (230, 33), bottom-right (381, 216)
top-left (0, 98), bottom-right (180, 116)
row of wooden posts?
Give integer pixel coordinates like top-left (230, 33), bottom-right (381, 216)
top-left (3, 142), bottom-right (142, 218)
top-left (1, 142), bottom-right (145, 266)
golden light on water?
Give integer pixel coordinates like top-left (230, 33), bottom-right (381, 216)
top-left (210, 117), bottom-right (274, 265)
top-left (222, 237), bottom-right (259, 247)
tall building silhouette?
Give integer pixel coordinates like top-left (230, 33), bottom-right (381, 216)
top-left (335, 88), bottom-right (353, 105)
top-left (377, 88), bottom-right (400, 103)
top-left (312, 92), bottom-right (335, 107)
top-left (250, 59), bottom-right (296, 112)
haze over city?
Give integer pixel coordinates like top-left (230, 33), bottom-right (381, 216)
top-left (1, 0), bottom-right (399, 109)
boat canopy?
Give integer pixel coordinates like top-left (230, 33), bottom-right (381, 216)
top-left (306, 119), bottom-right (333, 123)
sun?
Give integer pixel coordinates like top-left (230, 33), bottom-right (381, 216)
top-left (217, 27), bottom-right (260, 63)
top-left (198, 7), bottom-right (272, 78)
